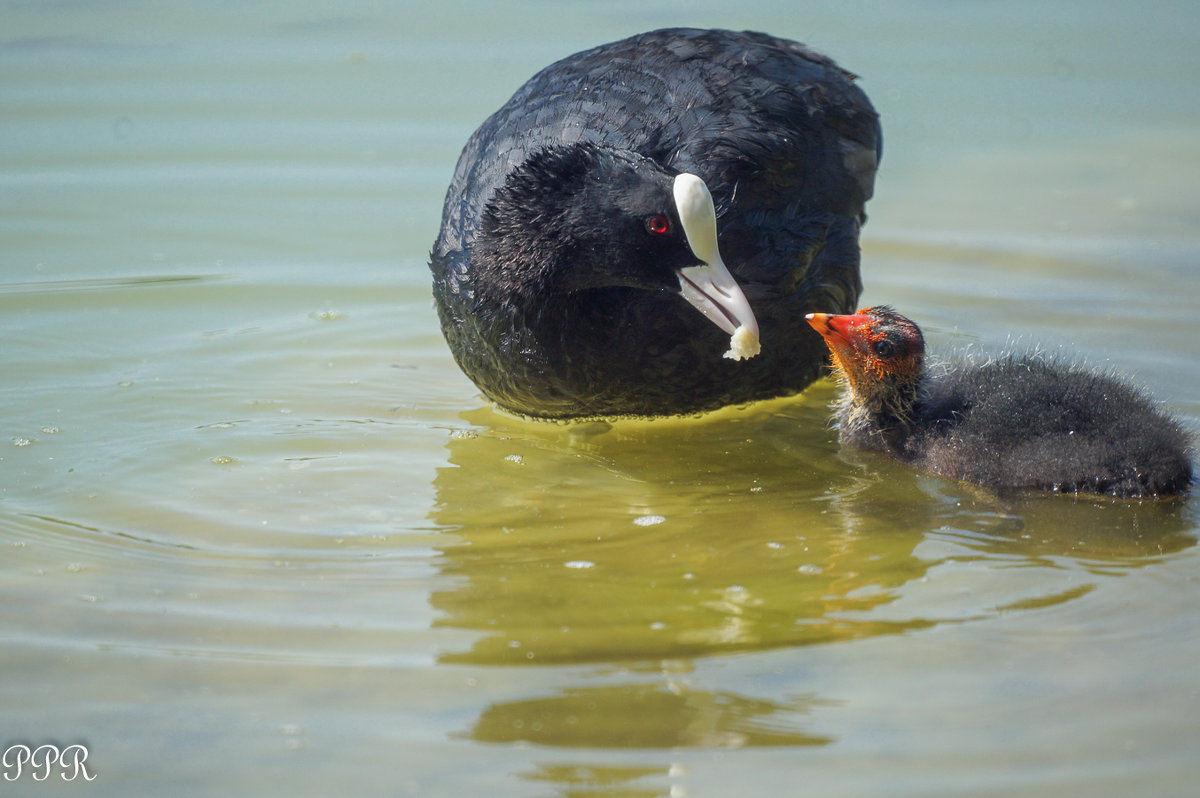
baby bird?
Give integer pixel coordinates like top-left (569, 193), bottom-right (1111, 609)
top-left (806, 306), bottom-right (1193, 498)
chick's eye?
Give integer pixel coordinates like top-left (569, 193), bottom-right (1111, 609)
top-left (871, 339), bottom-right (897, 358)
top-left (646, 215), bottom-right (671, 235)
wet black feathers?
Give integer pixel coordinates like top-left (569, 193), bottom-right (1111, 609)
top-left (905, 355), bottom-right (1193, 498)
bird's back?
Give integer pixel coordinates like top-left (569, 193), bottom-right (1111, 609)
top-left (911, 355), bottom-right (1193, 497)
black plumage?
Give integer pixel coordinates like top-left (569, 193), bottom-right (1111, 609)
top-left (431, 28), bottom-right (881, 419)
top-left (807, 307), bottom-right (1194, 498)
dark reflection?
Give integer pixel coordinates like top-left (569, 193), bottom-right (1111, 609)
top-left (430, 393), bottom-right (940, 666)
top-left (430, 393), bottom-right (1195, 667)
top-left (926, 482), bottom-right (1197, 573)
top-left (430, 395), bottom-right (1196, 764)
top-left (467, 683), bottom-right (831, 748)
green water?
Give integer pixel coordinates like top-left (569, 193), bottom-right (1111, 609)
top-left (3, 2), bottom-right (1199, 796)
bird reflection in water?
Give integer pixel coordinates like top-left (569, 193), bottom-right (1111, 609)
top-left (426, 398), bottom-right (1194, 778)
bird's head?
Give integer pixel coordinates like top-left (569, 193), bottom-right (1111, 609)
top-left (805, 305), bottom-right (925, 416)
top-left (477, 143), bottom-right (759, 358)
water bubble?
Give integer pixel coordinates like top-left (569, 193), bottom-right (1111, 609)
top-left (310, 309), bottom-right (343, 321)
top-left (280, 723), bottom-right (306, 750)
top-left (633, 514), bottom-right (666, 526)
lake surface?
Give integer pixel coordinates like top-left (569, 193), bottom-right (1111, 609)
top-left (3, 1), bottom-right (1199, 796)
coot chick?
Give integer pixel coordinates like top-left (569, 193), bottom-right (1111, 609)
top-left (431, 28), bottom-right (881, 419)
top-left (805, 307), bottom-right (1193, 498)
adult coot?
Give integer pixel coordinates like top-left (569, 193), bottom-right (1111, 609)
top-left (806, 306), bottom-right (1193, 498)
top-left (431, 28), bottom-right (881, 419)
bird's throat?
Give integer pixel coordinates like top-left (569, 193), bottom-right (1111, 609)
top-left (836, 370), bottom-right (920, 452)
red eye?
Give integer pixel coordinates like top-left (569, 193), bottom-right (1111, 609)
top-left (646, 215), bottom-right (670, 235)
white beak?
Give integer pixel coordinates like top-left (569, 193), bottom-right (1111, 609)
top-left (672, 173), bottom-right (760, 349)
